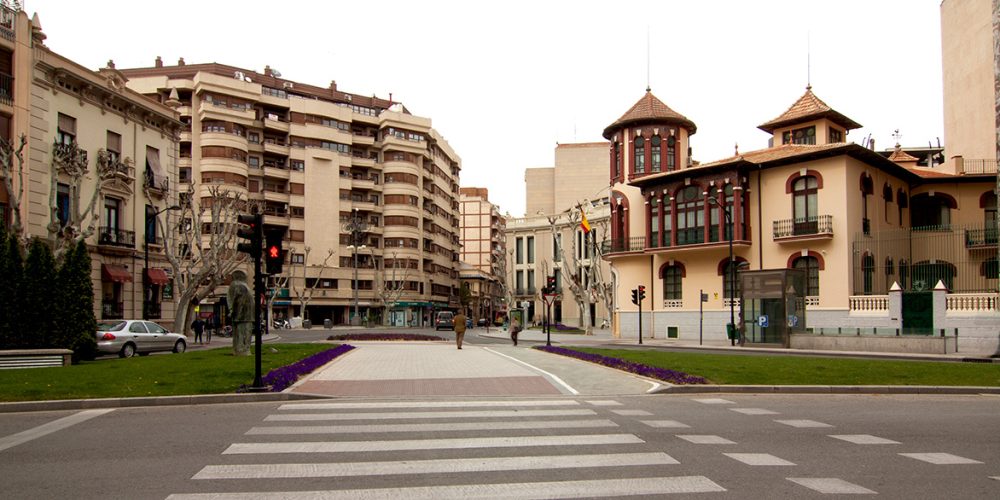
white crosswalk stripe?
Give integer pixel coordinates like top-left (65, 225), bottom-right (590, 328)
top-left (224, 434), bottom-right (644, 454)
top-left (279, 399), bottom-right (580, 410)
top-left (266, 408), bottom-right (596, 421)
top-left (247, 418), bottom-right (618, 435)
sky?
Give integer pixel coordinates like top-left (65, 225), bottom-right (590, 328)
top-left (28, 0), bottom-right (945, 217)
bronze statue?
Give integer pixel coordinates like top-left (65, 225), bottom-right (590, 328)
top-left (227, 269), bottom-right (254, 356)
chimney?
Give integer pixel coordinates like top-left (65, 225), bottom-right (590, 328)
top-left (106, 60), bottom-right (115, 69)
top-left (264, 65), bottom-right (272, 77)
top-left (178, 57), bottom-right (185, 66)
top-left (155, 56), bottom-right (163, 68)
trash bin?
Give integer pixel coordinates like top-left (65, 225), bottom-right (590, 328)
top-left (323, 319), bottom-right (332, 329)
top-left (726, 323), bottom-right (738, 340)
top-left (302, 319), bottom-right (312, 329)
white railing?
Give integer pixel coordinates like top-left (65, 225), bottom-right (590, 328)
top-left (946, 293), bottom-right (999, 312)
top-left (723, 298), bottom-right (741, 309)
top-left (805, 296), bottom-right (820, 307)
top-left (849, 295), bottom-right (888, 312)
top-left (663, 299), bottom-right (683, 309)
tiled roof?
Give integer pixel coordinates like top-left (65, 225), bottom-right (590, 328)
top-left (603, 89), bottom-right (696, 138)
top-left (887, 147), bottom-right (920, 163)
top-left (903, 167), bottom-right (958, 179)
top-left (698, 143), bottom-right (847, 168)
top-left (758, 86), bottom-right (862, 133)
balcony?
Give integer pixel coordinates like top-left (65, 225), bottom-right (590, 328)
top-left (962, 159), bottom-right (999, 175)
top-left (143, 301), bottom-right (162, 320)
top-left (773, 215), bottom-right (834, 242)
top-left (601, 237), bottom-right (647, 254)
top-left (965, 226), bottom-right (999, 250)
top-left (0, 4), bottom-right (14, 42)
top-left (0, 72), bottom-right (11, 107)
top-left (98, 227), bottom-right (136, 248)
top-left (102, 300), bottom-right (124, 319)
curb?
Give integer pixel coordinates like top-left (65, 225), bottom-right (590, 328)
top-left (0, 392), bottom-right (330, 413)
top-left (653, 384), bottom-right (1000, 395)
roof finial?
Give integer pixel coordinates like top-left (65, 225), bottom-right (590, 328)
top-left (734, 143), bottom-right (739, 156)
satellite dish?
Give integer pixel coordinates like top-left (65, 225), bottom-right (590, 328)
top-left (271, 69), bottom-right (282, 78)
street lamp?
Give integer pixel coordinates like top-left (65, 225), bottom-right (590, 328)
top-left (342, 208), bottom-right (368, 326)
top-left (707, 197), bottom-right (737, 346)
top-left (144, 204), bottom-right (181, 320)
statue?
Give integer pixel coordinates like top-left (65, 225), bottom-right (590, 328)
top-left (227, 270), bottom-right (254, 356)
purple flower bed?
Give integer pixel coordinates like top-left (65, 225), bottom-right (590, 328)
top-left (327, 333), bottom-right (444, 341)
top-left (261, 344), bottom-right (356, 392)
top-left (535, 345), bottom-right (707, 385)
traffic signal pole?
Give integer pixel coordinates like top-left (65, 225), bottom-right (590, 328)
top-left (237, 212), bottom-right (266, 391)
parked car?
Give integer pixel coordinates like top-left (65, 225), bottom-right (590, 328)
top-left (434, 311), bottom-right (454, 330)
top-left (477, 318), bottom-right (488, 327)
top-left (95, 320), bottom-right (187, 358)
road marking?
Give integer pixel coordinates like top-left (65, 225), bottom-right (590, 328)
top-left (0, 409), bottom-right (114, 452)
top-left (642, 420), bottom-right (691, 428)
top-left (829, 434), bottom-right (900, 445)
top-left (724, 453), bottom-right (796, 466)
top-left (899, 453), bottom-right (983, 465)
top-left (279, 400), bottom-right (580, 410)
top-left (266, 409), bottom-right (597, 421)
top-left (169, 476), bottom-right (726, 499)
top-left (676, 434), bottom-right (736, 444)
top-left (586, 400), bottom-right (623, 406)
top-left (610, 409), bottom-right (652, 416)
top-left (645, 381), bottom-right (662, 393)
top-left (788, 477), bottom-right (876, 494)
top-left (248, 419), bottom-right (619, 435)
top-left (693, 398), bottom-right (735, 405)
top-left (194, 452), bottom-right (678, 479)
top-left (484, 347), bottom-right (578, 395)
top-left (730, 408), bottom-right (779, 415)
top-left (775, 419), bottom-right (833, 428)
top-left (224, 433), bottom-right (645, 454)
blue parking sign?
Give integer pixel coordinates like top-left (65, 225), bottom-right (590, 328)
top-left (757, 315), bottom-right (769, 327)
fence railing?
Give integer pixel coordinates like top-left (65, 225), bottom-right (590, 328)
top-left (98, 227), bottom-right (136, 248)
top-left (849, 295), bottom-right (888, 312)
top-left (772, 215), bottom-right (833, 239)
top-left (946, 293), bottom-right (999, 312)
top-left (963, 159), bottom-right (999, 175)
top-left (101, 300), bottom-right (124, 319)
top-left (601, 236), bottom-right (647, 254)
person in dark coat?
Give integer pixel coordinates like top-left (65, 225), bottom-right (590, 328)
top-left (191, 317), bottom-right (205, 344)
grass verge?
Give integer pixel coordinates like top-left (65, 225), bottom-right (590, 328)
top-left (570, 348), bottom-right (1000, 386)
top-left (0, 343), bottom-right (333, 402)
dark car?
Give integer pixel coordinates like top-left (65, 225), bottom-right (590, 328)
top-left (435, 311), bottom-right (454, 330)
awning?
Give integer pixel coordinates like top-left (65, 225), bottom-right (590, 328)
top-left (145, 268), bottom-right (170, 285)
top-left (101, 264), bottom-right (132, 283)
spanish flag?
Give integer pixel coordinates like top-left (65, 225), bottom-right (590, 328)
top-left (580, 212), bottom-right (591, 234)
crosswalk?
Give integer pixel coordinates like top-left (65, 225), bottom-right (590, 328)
top-left (166, 397), bottom-right (996, 499)
top-left (167, 398), bottom-right (726, 498)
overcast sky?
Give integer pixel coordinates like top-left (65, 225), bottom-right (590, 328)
top-left (29, 0), bottom-right (944, 217)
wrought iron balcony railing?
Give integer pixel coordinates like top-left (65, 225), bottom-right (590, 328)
top-left (600, 236), bottom-right (647, 254)
top-left (102, 300), bottom-right (124, 319)
top-left (143, 301), bottom-right (162, 320)
top-left (98, 227), bottom-right (136, 248)
top-left (965, 226), bottom-right (999, 248)
top-left (0, 72), bottom-right (12, 106)
top-left (773, 215), bottom-right (834, 239)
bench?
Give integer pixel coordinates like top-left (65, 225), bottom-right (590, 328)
top-left (0, 349), bottom-right (74, 369)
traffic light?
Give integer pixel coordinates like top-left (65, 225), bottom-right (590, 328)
top-left (630, 288), bottom-right (639, 305)
top-left (264, 230), bottom-right (284, 275)
top-left (545, 275), bottom-right (556, 294)
top-left (638, 285), bottom-right (646, 302)
top-left (236, 213), bottom-right (262, 258)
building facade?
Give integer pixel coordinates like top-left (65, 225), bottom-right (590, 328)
top-left (0, 7), bottom-right (183, 325)
top-left (118, 60), bottom-right (462, 326)
top-left (458, 187), bottom-right (505, 323)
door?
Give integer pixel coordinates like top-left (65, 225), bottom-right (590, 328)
top-left (127, 321), bottom-right (150, 351)
top-left (901, 291), bottom-right (933, 335)
top-left (144, 321), bottom-right (172, 351)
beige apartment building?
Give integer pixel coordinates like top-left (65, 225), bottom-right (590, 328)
top-left (507, 143), bottom-right (613, 328)
top-left (458, 187), bottom-right (505, 323)
top-left (0, 8), bottom-right (183, 325)
top-left (118, 60), bottom-right (463, 326)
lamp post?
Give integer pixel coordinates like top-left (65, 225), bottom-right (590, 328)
top-left (342, 208), bottom-right (368, 326)
top-left (144, 204), bottom-right (181, 320)
top-left (708, 197), bottom-right (736, 346)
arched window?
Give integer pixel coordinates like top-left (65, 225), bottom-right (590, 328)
top-left (650, 136), bottom-right (661, 173)
top-left (793, 176), bottom-right (819, 234)
top-left (613, 141), bottom-right (621, 178)
top-left (912, 260), bottom-right (956, 291)
top-left (862, 253), bottom-right (875, 295)
top-left (910, 193), bottom-right (956, 230)
top-left (708, 186), bottom-right (720, 242)
top-left (982, 191), bottom-right (997, 242)
top-left (721, 259), bottom-right (746, 299)
top-left (662, 265), bottom-right (683, 300)
top-left (724, 184), bottom-right (736, 239)
top-left (666, 135), bottom-right (676, 171)
top-left (883, 183), bottom-right (893, 223)
top-left (981, 257), bottom-right (998, 279)
top-left (898, 259), bottom-right (909, 289)
top-left (897, 189), bottom-right (908, 227)
top-left (860, 174), bottom-right (874, 235)
top-left (884, 256), bottom-right (894, 291)
top-left (649, 197), bottom-right (660, 248)
top-left (792, 256), bottom-right (820, 297)
top-left (676, 186), bottom-right (704, 245)
top-left (634, 136), bottom-right (645, 174)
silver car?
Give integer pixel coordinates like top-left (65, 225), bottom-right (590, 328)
top-left (95, 320), bottom-right (187, 358)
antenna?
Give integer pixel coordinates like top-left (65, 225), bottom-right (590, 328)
top-left (646, 25), bottom-right (651, 91)
top-left (806, 31), bottom-right (811, 88)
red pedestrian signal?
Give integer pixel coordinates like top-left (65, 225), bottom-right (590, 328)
top-left (264, 229), bottom-right (284, 274)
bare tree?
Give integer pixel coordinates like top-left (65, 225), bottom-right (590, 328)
top-left (163, 184), bottom-right (249, 335)
top-left (547, 205), bottom-right (609, 335)
top-left (373, 251), bottom-right (414, 325)
top-left (266, 274), bottom-right (290, 327)
top-left (289, 245), bottom-right (336, 321)
top-left (0, 135), bottom-right (27, 238)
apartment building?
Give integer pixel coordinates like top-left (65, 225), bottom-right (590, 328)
top-left (0, 7), bottom-right (182, 324)
top-left (506, 143), bottom-right (613, 328)
top-left (118, 61), bottom-right (462, 326)
top-left (458, 187), bottom-right (505, 323)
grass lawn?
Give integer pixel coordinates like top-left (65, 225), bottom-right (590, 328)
top-left (571, 348), bottom-right (1000, 386)
top-left (0, 343), bottom-right (333, 402)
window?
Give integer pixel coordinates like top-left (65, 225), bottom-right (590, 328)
top-left (57, 113), bottom-right (76, 145)
top-left (614, 142), bottom-right (621, 177)
top-left (883, 184), bottom-right (893, 223)
top-left (782, 126), bottom-right (816, 145)
top-left (676, 186), bottom-right (704, 245)
top-left (515, 237), bottom-right (523, 264)
top-left (984, 191), bottom-right (997, 237)
top-left (633, 136), bottom-right (645, 174)
top-left (860, 174), bottom-right (874, 234)
top-left (666, 136), bottom-right (676, 171)
top-left (248, 156), bottom-right (260, 168)
top-left (104, 197), bottom-right (120, 231)
top-left (291, 160), bottom-right (304, 171)
top-left (722, 260), bottom-right (744, 299)
top-left (248, 132), bottom-right (260, 144)
top-left (516, 270), bottom-right (523, 291)
top-left (899, 259), bottom-right (909, 289)
top-left (56, 183), bottom-right (70, 227)
top-left (650, 136), bottom-right (661, 173)
top-left (723, 184), bottom-right (735, 239)
top-left (526, 236), bottom-right (534, 264)
top-left (527, 269), bottom-right (535, 292)
top-left (553, 269), bottom-right (561, 291)
top-left (290, 253), bottom-right (304, 265)
top-left (862, 254), bottom-right (875, 295)
top-left (708, 187), bottom-right (720, 242)
top-left (791, 256), bottom-right (820, 296)
top-left (793, 176), bottom-right (819, 234)
top-left (829, 128), bottom-right (843, 143)
top-left (106, 131), bottom-right (122, 162)
top-left (897, 189), bottom-right (908, 227)
top-left (912, 260), bottom-right (956, 291)
top-left (981, 257), bottom-right (998, 279)
top-left (650, 197), bottom-right (660, 247)
top-left (553, 233), bottom-right (561, 262)
top-left (662, 265), bottom-right (682, 300)
top-left (910, 193), bottom-right (954, 230)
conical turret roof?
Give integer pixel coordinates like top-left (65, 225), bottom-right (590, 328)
top-left (603, 89), bottom-right (696, 139)
top-left (758, 86), bottom-right (861, 133)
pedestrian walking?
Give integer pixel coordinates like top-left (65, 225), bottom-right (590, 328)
top-left (191, 317), bottom-right (205, 344)
top-left (453, 311), bottom-right (468, 350)
top-left (510, 317), bottom-right (521, 346)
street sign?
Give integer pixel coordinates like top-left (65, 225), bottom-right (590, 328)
top-left (758, 315), bottom-right (769, 327)
top-left (787, 315), bottom-right (798, 327)
top-left (700, 293), bottom-right (708, 302)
